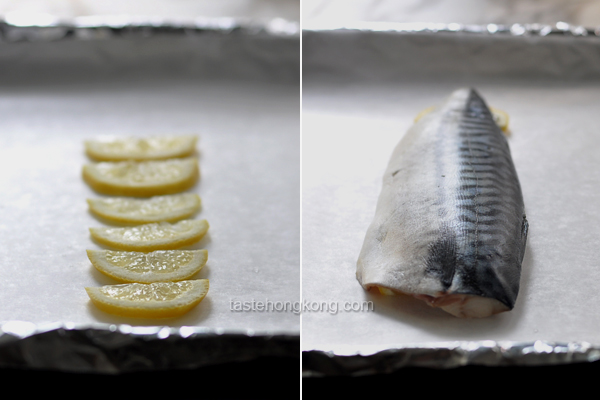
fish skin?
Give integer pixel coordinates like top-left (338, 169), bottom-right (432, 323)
top-left (356, 88), bottom-right (528, 318)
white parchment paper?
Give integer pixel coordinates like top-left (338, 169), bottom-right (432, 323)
top-left (0, 39), bottom-right (300, 335)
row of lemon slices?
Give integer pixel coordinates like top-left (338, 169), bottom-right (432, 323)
top-left (82, 136), bottom-right (210, 319)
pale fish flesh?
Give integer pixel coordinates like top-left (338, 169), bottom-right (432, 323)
top-left (356, 88), bottom-right (528, 318)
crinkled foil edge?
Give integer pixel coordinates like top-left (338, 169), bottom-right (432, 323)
top-left (0, 321), bottom-right (299, 373)
top-left (303, 340), bottom-right (600, 377)
top-left (1, 18), bottom-right (595, 42)
top-left (303, 20), bottom-right (600, 37)
top-left (0, 15), bottom-right (299, 42)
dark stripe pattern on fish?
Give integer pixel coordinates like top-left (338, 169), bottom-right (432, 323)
top-left (356, 88), bottom-right (528, 318)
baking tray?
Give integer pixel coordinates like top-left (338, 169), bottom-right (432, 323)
top-left (0, 17), bottom-right (300, 373)
top-left (302, 23), bottom-right (600, 376)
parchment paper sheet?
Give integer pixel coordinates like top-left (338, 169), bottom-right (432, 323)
top-left (302, 29), bottom-right (600, 372)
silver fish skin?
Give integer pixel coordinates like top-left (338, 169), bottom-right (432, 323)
top-left (356, 88), bottom-right (528, 318)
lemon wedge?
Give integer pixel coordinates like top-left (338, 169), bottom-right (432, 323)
top-left (87, 193), bottom-right (201, 224)
top-left (82, 158), bottom-right (199, 197)
top-left (87, 249), bottom-right (208, 283)
top-left (90, 219), bottom-right (209, 251)
top-left (414, 105), bottom-right (510, 132)
top-left (85, 279), bottom-right (209, 318)
top-left (84, 135), bottom-right (197, 161)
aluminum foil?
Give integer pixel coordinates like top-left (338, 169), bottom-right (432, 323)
top-left (0, 16), bottom-right (299, 373)
top-left (0, 15), bottom-right (300, 85)
top-left (303, 341), bottom-right (600, 377)
top-left (303, 23), bottom-right (600, 81)
top-left (302, 23), bottom-right (600, 376)
top-left (0, 15), bottom-right (299, 42)
top-left (0, 321), bottom-right (298, 373)
top-left (303, 20), bottom-right (600, 37)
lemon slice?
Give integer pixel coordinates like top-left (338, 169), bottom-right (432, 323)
top-left (85, 279), bottom-right (209, 318)
top-left (489, 107), bottom-right (510, 132)
top-left (377, 286), bottom-right (395, 296)
top-left (84, 135), bottom-right (197, 161)
top-left (90, 219), bottom-right (209, 251)
top-left (82, 158), bottom-right (199, 197)
top-left (87, 249), bottom-right (208, 283)
top-left (415, 105), bottom-right (510, 132)
top-left (87, 193), bottom-right (201, 224)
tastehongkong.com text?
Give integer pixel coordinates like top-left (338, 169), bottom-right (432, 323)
top-left (229, 299), bottom-right (374, 315)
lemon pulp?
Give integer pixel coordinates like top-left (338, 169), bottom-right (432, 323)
top-left (85, 279), bottom-right (209, 318)
top-left (87, 193), bottom-right (201, 224)
top-left (82, 158), bottom-right (199, 197)
top-left (85, 135), bottom-right (197, 161)
top-left (89, 219), bottom-right (209, 251)
top-left (87, 249), bottom-right (208, 283)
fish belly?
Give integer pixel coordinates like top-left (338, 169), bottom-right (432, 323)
top-left (356, 88), bottom-right (528, 318)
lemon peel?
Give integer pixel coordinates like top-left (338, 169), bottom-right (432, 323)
top-left (413, 106), bottom-right (435, 123)
top-left (89, 219), bottom-right (209, 251)
top-left (85, 279), bottom-right (209, 318)
top-left (87, 193), bottom-right (201, 224)
top-left (85, 135), bottom-right (197, 161)
top-left (87, 249), bottom-right (208, 283)
top-left (82, 158), bottom-right (199, 197)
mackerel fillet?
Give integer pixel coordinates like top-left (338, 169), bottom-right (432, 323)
top-left (356, 88), bottom-right (528, 318)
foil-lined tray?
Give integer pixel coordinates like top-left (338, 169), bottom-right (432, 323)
top-left (302, 23), bottom-right (600, 376)
top-left (0, 17), bottom-right (300, 373)
top-left (0, 14), bottom-right (299, 42)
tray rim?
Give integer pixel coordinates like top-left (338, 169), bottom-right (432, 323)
top-left (302, 340), bottom-right (600, 376)
top-left (302, 20), bottom-right (600, 37)
top-left (0, 320), bottom-right (299, 373)
top-left (0, 15), bottom-right (299, 43)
